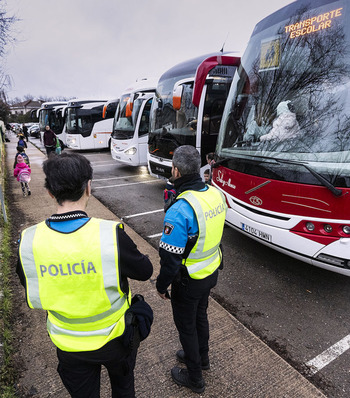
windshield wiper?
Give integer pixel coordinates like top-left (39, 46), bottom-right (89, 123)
top-left (212, 157), bottom-right (230, 168)
top-left (274, 158), bottom-right (343, 197)
top-left (215, 154), bottom-right (343, 197)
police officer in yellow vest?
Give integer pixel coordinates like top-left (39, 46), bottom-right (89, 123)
top-left (17, 152), bottom-right (153, 398)
top-left (156, 145), bottom-right (227, 394)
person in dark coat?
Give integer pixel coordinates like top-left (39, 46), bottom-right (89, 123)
top-left (17, 134), bottom-right (27, 149)
top-left (22, 124), bottom-right (29, 141)
top-left (43, 125), bottom-right (57, 156)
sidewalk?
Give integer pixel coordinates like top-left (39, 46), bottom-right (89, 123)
top-left (6, 140), bottom-right (325, 397)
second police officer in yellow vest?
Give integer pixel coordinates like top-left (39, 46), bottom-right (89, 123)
top-left (156, 145), bottom-right (227, 394)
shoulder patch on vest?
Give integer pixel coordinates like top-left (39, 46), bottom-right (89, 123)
top-left (164, 222), bottom-right (174, 235)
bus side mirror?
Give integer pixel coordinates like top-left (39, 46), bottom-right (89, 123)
top-left (125, 98), bottom-right (133, 117)
top-left (173, 85), bottom-right (183, 110)
top-left (102, 104), bottom-right (108, 119)
top-left (125, 93), bottom-right (136, 117)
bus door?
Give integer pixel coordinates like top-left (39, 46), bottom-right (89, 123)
top-left (200, 80), bottom-right (230, 166)
top-left (137, 96), bottom-right (153, 165)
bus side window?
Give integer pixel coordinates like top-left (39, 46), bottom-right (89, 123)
top-left (202, 99), bottom-right (225, 135)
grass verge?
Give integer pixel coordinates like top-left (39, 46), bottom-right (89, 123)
top-left (0, 191), bottom-right (16, 397)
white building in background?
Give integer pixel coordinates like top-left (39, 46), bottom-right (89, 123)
top-left (9, 99), bottom-right (44, 115)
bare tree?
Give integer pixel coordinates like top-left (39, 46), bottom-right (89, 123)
top-left (0, 1), bottom-right (17, 94)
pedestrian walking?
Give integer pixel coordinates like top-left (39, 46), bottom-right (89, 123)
top-left (5, 123), bottom-right (12, 141)
top-left (43, 125), bottom-right (56, 156)
top-left (16, 152), bottom-right (153, 398)
top-left (22, 124), bottom-right (29, 141)
top-left (17, 134), bottom-right (27, 149)
top-left (156, 145), bottom-right (227, 394)
top-left (13, 154), bottom-right (31, 196)
top-left (14, 146), bottom-right (30, 169)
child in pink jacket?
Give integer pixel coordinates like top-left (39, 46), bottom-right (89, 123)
top-left (14, 154), bottom-right (31, 196)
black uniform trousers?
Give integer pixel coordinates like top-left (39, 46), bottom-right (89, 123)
top-left (57, 336), bottom-right (137, 398)
top-left (171, 269), bottom-right (218, 382)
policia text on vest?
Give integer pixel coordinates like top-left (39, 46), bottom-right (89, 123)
top-left (204, 203), bottom-right (225, 221)
top-left (40, 261), bottom-right (96, 277)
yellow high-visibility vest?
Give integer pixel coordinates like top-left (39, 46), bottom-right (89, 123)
top-left (177, 186), bottom-right (227, 279)
top-left (19, 218), bottom-right (130, 352)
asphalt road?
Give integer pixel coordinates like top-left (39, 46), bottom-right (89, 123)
top-left (30, 139), bottom-right (350, 397)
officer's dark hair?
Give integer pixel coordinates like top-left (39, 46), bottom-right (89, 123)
top-left (43, 152), bottom-right (93, 205)
top-left (173, 145), bottom-right (201, 175)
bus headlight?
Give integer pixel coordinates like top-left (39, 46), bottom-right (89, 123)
top-left (306, 222), bottom-right (315, 232)
top-left (342, 225), bottom-right (350, 235)
top-left (125, 147), bottom-right (137, 155)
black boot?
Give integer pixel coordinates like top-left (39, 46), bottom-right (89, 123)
top-left (176, 349), bottom-right (210, 370)
top-left (171, 367), bottom-right (205, 394)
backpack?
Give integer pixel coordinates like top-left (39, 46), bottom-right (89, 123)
top-left (18, 169), bottom-right (31, 183)
top-left (18, 139), bottom-right (26, 147)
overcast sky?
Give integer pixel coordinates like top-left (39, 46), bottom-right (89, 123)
top-left (5, 0), bottom-right (293, 101)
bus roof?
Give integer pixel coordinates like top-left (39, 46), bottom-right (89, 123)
top-left (252, 0), bottom-right (334, 36)
top-left (40, 101), bottom-right (67, 109)
top-left (159, 52), bottom-right (236, 82)
top-left (121, 78), bottom-right (158, 96)
top-left (67, 99), bottom-right (107, 107)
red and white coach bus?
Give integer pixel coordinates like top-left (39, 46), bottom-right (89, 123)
top-left (213, 0), bottom-right (350, 276)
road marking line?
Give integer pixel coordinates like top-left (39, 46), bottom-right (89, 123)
top-left (123, 209), bottom-right (164, 219)
top-left (93, 180), bottom-right (160, 189)
top-left (92, 163), bottom-right (118, 167)
top-left (306, 334), bottom-right (350, 374)
top-left (90, 160), bottom-right (116, 163)
top-left (147, 232), bottom-right (163, 238)
top-left (93, 175), bottom-right (142, 182)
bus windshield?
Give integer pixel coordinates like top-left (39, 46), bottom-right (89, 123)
top-left (112, 95), bottom-right (143, 139)
top-left (149, 76), bottom-right (233, 161)
top-left (217, 1), bottom-right (350, 186)
top-left (39, 109), bottom-right (50, 128)
top-left (66, 107), bottom-right (93, 137)
top-left (148, 79), bottom-right (197, 159)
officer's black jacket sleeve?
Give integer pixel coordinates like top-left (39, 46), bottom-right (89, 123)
top-left (156, 248), bottom-right (182, 294)
top-left (16, 255), bottom-right (25, 287)
top-left (118, 227), bottom-right (153, 281)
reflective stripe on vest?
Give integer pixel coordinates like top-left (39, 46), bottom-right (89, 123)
top-left (20, 224), bottom-right (42, 308)
top-left (47, 319), bottom-right (117, 337)
top-left (177, 186), bottom-right (227, 279)
top-left (19, 218), bottom-right (129, 351)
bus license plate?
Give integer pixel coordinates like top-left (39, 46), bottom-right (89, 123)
top-left (241, 223), bottom-right (272, 242)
